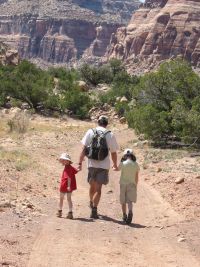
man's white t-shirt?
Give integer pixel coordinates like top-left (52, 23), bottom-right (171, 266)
top-left (81, 126), bottom-right (119, 170)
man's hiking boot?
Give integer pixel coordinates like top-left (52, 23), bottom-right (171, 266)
top-left (122, 213), bottom-right (127, 223)
top-left (126, 211), bottom-right (133, 225)
top-left (56, 210), bottom-right (62, 218)
top-left (66, 211), bottom-right (73, 219)
top-left (89, 201), bottom-right (93, 209)
top-left (90, 207), bottom-right (99, 219)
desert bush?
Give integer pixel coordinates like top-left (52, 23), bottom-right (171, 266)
top-left (127, 59), bottom-right (200, 143)
top-left (99, 70), bottom-right (139, 105)
top-left (0, 60), bottom-right (54, 109)
top-left (80, 64), bottom-right (113, 86)
top-left (109, 58), bottom-right (125, 76)
top-left (8, 111), bottom-right (30, 133)
top-left (61, 86), bottom-right (92, 119)
top-left (48, 67), bottom-right (79, 81)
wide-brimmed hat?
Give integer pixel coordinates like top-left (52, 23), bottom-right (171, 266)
top-left (59, 153), bottom-right (72, 162)
top-left (123, 148), bottom-right (133, 155)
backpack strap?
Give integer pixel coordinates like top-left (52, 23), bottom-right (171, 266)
top-left (91, 128), bottom-right (97, 135)
top-left (92, 128), bottom-right (111, 136)
top-left (103, 130), bottom-right (111, 136)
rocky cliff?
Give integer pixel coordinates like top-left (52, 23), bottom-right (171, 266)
top-left (106, 0), bottom-right (200, 73)
top-left (0, 0), bottom-right (140, 65)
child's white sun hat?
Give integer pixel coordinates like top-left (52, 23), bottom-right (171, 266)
top-left (123, 148), bottom-right (133, 155)
top-left (59, 153), bottom-right (72, 162)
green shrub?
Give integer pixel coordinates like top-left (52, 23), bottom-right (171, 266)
top-left (0, 60), bottom-right (54, 109)
top-left (61, 87), bottom-right (92, 119)
top-left (80, 64), bottom-right (113, 86)
top-left (127, 105), bottom-right (171, 139)
top-left (128, 59), bottom-right (200, 143)
top-left (109, 58), bottom-right (125, 76)
top-left (114, 102), bottom-right (130, 117)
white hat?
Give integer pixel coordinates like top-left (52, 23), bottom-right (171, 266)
top-left (123, 148), bottom-right (133, 155)
top-left (59, 153), bottom-right (72, 162)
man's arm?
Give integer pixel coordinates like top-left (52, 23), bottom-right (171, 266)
top-left (111, 152), bottom-right (118, 170)
top-left (78, 145), bottom-right (86, 171)
top-left (135, 171), bottom-right (139, 185)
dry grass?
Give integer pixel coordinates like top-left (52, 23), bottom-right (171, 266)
top-left (29, 121), bottom-right (92, 133)
top-left (0, 118), bottom-right (8, 137)
top-left (143, 148), bottom-right (187, 164)
top-left (0, 148), bottom-right (30, 171)
top-left (7, 112), bottom-right (30, 133)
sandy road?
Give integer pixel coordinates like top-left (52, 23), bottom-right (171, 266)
top-left (27, 130), bottom-right (200, 267)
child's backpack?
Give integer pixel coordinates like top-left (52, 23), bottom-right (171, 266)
top-left (85, 129), bottom-right (111, 160)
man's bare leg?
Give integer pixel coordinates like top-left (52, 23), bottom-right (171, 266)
top-left (90, 181), bottom-right (102, 219)
top-left (93, 181), bottom-right (102, 208)
top-left (121, 203), bottom-right (127, 222)
top-left (89, 179), bottom-right (96, 207)
top-left (121, 203), bottom-right (126, 214)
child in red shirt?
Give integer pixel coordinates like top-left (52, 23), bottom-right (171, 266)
top-left (57, 153), bottom-right (79, 219)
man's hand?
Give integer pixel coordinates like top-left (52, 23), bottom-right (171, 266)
top-left (77, 162), bottom-right (82, 171)
top-left (111, 152), bottom-right (118, 171)
top-left (112, 164), bottom-right (118, 171)
top-left (77, 165), bottom-right (82, 171)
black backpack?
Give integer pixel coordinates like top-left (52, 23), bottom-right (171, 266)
top-left (85, 129), bottom-right (111, 161)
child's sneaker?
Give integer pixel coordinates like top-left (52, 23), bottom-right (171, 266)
top-left (90, 207), bottom-right (99, 219)
top-left (122, 213), bottom-right (127, 222)
top-left (126, 211), bottom-right (133, 225)
top-left (56, 210), bottom-right (62, 218)
top-left (66, 211), bottom-right (73, 219)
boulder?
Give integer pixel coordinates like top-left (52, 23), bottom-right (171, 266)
top-left (119, 117), bottom-right (126, 124)
top-left (120, 96), bottom-right (128, 103)
top-left (77, 81), bottom-right (89, 92)
top-left (175, 177), bottom-right (185, 184)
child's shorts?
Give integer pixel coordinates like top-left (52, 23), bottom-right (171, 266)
top-left (120, 183), bottom-right (137, 204)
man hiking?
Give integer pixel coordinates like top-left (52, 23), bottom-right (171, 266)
top-left (78, 115), bottom-right (119, 219)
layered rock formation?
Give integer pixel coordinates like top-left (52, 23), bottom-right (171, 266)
top-left (107, 0), bottom-right (200, 73)
top-left (0, 0), bottom-right (140, 65)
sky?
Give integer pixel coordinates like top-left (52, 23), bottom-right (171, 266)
top-left (139, 0), bottom-right (145, 2)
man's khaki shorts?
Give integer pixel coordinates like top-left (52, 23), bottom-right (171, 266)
top-left (88, 167), bottom-right (109, 185)
top-left (120, 183), bottom-right (137, 204)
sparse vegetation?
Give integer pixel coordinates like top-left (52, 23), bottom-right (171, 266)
top-left (1, 58), bottom-right (200, 145)
top-left (0, 62), bottom-right (93, 119)
top-left (0, 148), bottom-right (30, 172)
top-left (7, 111), bottom-right (30, 133)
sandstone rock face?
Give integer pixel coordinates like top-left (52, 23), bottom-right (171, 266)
top-left (0, 0), bottom-right (140, 65)
top-left (107, 0), bottom-right (200, 73)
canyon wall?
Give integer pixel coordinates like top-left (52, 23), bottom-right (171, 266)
top-left (0, 0), bottom-right (140, 65)
top-left (106, 0), bottom-right (200, 73)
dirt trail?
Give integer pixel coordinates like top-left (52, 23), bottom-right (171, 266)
top-left (27, 131), bottom-right (200, 267)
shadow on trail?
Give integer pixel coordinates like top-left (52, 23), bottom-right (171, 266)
top-left (100, 215), bottom-right (147, 229)
top-left (74, 217), bottom-right (94, 222)
top-left (131, 223), bottom-right (147, 229)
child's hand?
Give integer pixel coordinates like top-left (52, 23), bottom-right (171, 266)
top-left (67, 187), bottom-right (71, 191)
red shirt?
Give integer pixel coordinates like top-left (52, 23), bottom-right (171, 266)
top-left (60, 165), bottom-right (78, 193)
